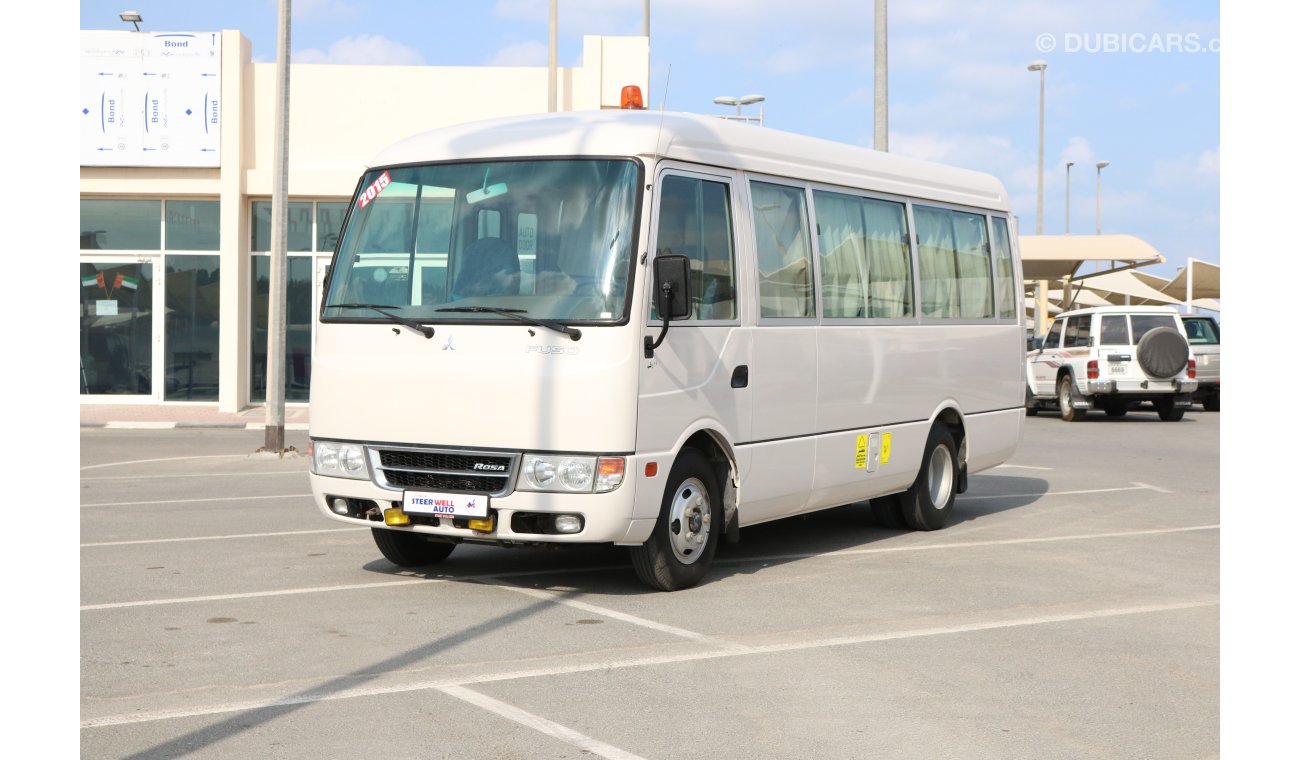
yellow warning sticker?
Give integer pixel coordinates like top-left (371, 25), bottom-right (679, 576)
top-left (881, 432), bottom-right (892, 464)
top-left (855, 435), bottom-right (868, 469)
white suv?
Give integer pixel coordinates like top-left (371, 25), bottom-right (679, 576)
top-left (1026, 305), bottom-right (1198, 422)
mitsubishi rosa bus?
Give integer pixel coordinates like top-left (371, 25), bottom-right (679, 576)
top-left (308, 104), bottom-right (1026, 591)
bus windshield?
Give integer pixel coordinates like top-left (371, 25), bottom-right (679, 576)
top-left (323, 159), bottom-right (641, 323)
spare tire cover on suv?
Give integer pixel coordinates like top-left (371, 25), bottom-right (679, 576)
top-left (1136, 326), bottom-right (1189, 378)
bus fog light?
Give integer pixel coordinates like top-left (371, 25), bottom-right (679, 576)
top-left (330, 497), bottom-right (350, 515)
top-left (553, 514), bottom-right (584, 534)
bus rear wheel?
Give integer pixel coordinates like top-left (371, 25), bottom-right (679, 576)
top-left (372, 528), bottom-right (456, 567)
top-left (630, 448), bottom-right (722, 592)
top-left (899, 425), bottom-right (958, 531)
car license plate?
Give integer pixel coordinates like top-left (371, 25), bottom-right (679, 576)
top-left (1108, 363), bottom-right (1125, 375)
top-left (402, 491), bottom-right (489, 518)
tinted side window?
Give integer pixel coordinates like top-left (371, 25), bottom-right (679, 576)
top-left (655, 175), bottom-right (737, 321)
top-left (1100, 314), bottom-right (1130, 345)
top-left (1044, 320), bottom-right (1064, 348)
top-left (1131, 314), bottom-right (1178, 341)
top-left (1064, 316), bottom-right (1092, 348)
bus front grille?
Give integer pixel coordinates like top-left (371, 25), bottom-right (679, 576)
top-left (368, 446), bottom-right (518, 496)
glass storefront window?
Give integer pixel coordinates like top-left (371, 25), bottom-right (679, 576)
top-left (165, 200), bottom-right (221, 250)
top-left (251, 256), bottom-right (314, 402)
top-left (81, 200), bottom-right (161, 250)
top-left (80, 262), bottom-right (153, 394)
top-left (251, 201), bottom-right (313, 252)
top-left (165, 255), bottom-right (221, 400)
top-left (316, 202), bottom-right (348, 253)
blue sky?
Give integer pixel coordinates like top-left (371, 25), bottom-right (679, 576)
top-left (78, 0), bottom-right (1219, 278)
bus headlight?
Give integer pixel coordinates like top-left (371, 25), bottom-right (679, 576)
top-left (312, 440), bottom-right (369, 480)
top-left (518, 455), bottom-right (624, 493)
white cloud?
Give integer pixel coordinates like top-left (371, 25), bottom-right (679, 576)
top-left (488, 40), bottom-right (549, 67)
top-left (295, 35), bottom-right (425, 65)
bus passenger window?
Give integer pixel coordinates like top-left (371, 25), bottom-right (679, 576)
top-left (751, 181), bottom-right (814, 318)
top-left (654, 175), bottom-right (736, 320)
top-left (990, 217), bottom-right (1016, 319)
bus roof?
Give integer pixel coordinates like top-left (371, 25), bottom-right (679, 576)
top-left (368, 111), bottom-right (1010, 213)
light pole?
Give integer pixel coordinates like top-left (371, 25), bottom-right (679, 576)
top-left (1065, 161), bottom-right (1074, 233)
top-left (265, 0), bottom-right (292, 453)
top-left (1028, 61), bottom-right (1047, 337)
top-left (874, 0), bottom-right (888, 151)
top-left (1095, 160), bottom-right (1110, 235)
top-left (713, 94), bottom-right (765, 125)
top-left (548, 0), bottom-right (557, 113)
top-left (1028, 61), bottom-right (1047, 235)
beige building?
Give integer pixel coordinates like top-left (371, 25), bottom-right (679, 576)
top-left (79, 29), bottom-right (649, 411)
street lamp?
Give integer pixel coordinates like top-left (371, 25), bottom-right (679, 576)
top-left (1027, 61), bottom-right (1047, 338)
top-left (119, 10), bottom-right (142, 31)
top-left (1028, 61), bottom-right (1047, 235)
top-left (714, 94), bottom-right (765, 124)
top-left (1065, 161), bottom-right (1074, 233)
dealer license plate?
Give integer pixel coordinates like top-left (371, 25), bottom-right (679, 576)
top-left (402, 491), bottom-right (489, 518)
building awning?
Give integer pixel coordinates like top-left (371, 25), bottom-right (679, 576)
top-left (1019, 234), bottom-right (1165, 281)
top-left (1077, 270), bottom-right (1185, 305)
top-left (1162, 258), bottom-right (1220, 301)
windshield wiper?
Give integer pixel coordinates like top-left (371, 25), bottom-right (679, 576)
top-left (436, 306), bottom-right (581, 341)
top-left (328, 303), bottom-right (434, 339)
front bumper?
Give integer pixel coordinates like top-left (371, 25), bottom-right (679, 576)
top-left (309, 471), bottom-right (644, 545)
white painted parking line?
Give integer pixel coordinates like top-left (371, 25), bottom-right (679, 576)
top-left (1132, 481), bottom-right (1174, 494)
top-left (81, 597), bottom-right (1217, 729)
top-left (82, 493), bottom-right (313, 508)
top-left (81, 527), bottom-right (361, 548)
top-left (81, 454), bottom-right (249, 471)
top-left (732, 524), bottom-right (1219, 565)
top-left (484, 581), bottom-right (750, 652)
top-left (993, 464), bottom-right (1054, 470)
top-left (80, 524), bottom-right (1217, 611)
top-left (82, 471), bottom-right (305, 482)
top-left (439, 685), bottom-right (648, 760)
top-left (960, 484), bottom-right (1159, 501)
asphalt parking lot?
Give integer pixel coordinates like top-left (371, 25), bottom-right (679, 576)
top-left (80, 407), bottom-right (1219, 759)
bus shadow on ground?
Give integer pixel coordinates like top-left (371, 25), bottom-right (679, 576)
top-left (360, 474), bottom-right (1050, 594)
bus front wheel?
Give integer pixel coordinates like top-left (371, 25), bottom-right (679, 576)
top-left (630, 448), bottom-right (722, 592)
top-left (372, 528), bottom-right (456, 567)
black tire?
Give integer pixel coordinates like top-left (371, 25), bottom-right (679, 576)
top-left (630, 448), bottom-right (723, 591)
top-left (899, 425), bottom-right (958, 531)
top-left (372, 528), bottom-right (456, 567)
top-left (1058, 375), bottom-right (1084, 422)
top-left (1024, 386), bottom-right (1039, 416)
top-left (1104, 399), bottom-right (1128, 417)
top-left (869, 494), bottom-right (907, 529)
top-left (1155, 396), bottom-right (1185, 422)
top-left (1204, 394), bottom-right (1220, 412)
top-left (1136, 327), bottom-right (1190, 379)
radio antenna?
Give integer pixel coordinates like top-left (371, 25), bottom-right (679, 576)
top-left (642, 64), bottom-right (672, 271)
top-left (653, 64), bottom-right (672, 163)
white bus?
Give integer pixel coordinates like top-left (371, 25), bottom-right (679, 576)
top-left (308, 106), bottom-right (1025, 591)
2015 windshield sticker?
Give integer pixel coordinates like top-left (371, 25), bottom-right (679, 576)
top-left (357, 171), bottom-right (392, 209)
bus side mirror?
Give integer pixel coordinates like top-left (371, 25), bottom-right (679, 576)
top-left (644, 254), bottom-right (692, 358)
top-left (654, 254), bottom-right (692, 320)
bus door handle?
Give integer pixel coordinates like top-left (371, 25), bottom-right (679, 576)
top-left (731, 365), bottom-right (749, 389)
